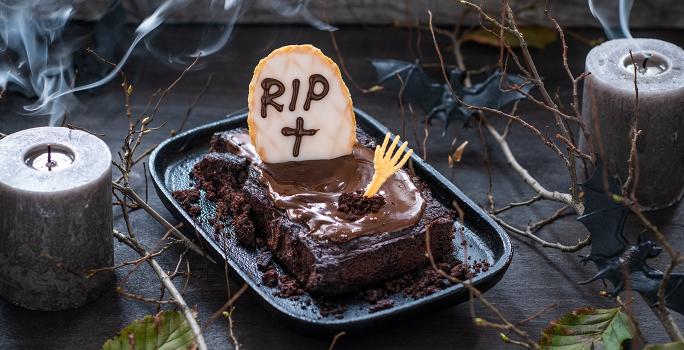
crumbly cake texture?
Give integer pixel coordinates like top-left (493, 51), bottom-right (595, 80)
top-left (202, 129), bottom-right (456, 295)
top-left (247, 44), bottom-right (356, 163)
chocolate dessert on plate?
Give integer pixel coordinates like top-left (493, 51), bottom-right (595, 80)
top-left (186, 44), bottom-right (455, 295)
top-left (151, 44), bottom-right (511, 331)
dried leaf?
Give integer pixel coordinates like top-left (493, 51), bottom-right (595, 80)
top-left (448, 141), bottom-right (468, 168)
top-left (539, 307), bottom-right (634, 350)
top-left (462, 25), bottom-right (557, 49)
top-left (102, 310), bottom-right (197, 350)
top-left (367, 85), bottom-right (384, 92)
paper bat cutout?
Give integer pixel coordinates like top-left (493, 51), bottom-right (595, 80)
top-left (577, 158), bottom-right (629, 259)
top-left (578, 160), bottom-right (684, 315)
top-left (369, 59), bottom-right (533, 131)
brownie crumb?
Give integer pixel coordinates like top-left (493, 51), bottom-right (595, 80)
top-left (369, 298), bottom-right (394, 313)
top-left (191, 153), bottom-right (248, 201)
top-left (191, 155), bottom-right (257, 248)
top-left (337, 190), bottom-right (386, 217)
top-left (262, 267), bottom-right (279, 287)
top-left (233, 210), bottom-right (255, 247)
top-left (316, 299), bottom-right (347, 319)
top-left (357, 259), bottom-right (488, 313)
top-left (449, 263), bottom-right (470, 280)
top-left (274, 274), bottom-right (305, 299)
top-left (172, 188), bottom-right (201, 217)
top-left (361, 288), bottom-right (388, 304)
top-left (210, 132), bottom-right (241, 153)
top-left (187, 205), bottom-right (201, 217)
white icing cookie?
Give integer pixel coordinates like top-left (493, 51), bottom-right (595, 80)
top-left (247, 44), bottom-right (356, 163)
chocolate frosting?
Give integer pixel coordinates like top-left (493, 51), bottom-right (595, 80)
top-left (222, 132), bottom-right (425, 242)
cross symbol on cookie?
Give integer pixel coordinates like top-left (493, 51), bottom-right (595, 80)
top-left (247, 45), bottom-right (356, 163)
top-left (281, 117), bottom-right (318, 157)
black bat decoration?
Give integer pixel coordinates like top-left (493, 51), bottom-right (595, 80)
top-left (580, 241), bottom-right (684, 314)
top-left (578, 159), bottom-right (684, 314)
top-left (577, 158), bottom-right (629, 259)
top-left (369, 59), bottom-right (533, 131)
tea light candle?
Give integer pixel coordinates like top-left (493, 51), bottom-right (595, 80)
top-left (581, 38), bottom-right (684, 210)
top-left (0, 127), bottom-right (113, 310)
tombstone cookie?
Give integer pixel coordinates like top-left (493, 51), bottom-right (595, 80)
top-left (247, 44), bottom-right (356, 163)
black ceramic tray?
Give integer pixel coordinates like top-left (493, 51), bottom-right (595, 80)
top-left (149, 108), bottom-right (512, 335)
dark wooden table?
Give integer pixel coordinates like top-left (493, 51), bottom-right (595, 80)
top-left (1, 25), bottom-right (682, 349)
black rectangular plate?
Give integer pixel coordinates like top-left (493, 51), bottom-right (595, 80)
top-left (149, 108), bottom-right (512, 336)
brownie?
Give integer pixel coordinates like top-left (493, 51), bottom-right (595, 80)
top-left (204, 129), bottom-right (455, 295)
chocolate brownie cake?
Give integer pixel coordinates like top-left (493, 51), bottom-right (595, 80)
top-left (179, 44), bottom-right (457, 297)
top-left (195, 128), bottom-right (455, 295)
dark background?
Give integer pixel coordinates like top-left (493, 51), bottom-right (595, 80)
top-left (0, 24), bottom-right (683, 349)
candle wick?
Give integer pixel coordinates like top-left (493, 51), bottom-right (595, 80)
top-left (642, 52), bottom-right (653, 71)
top-left (46, 144), bottom-right (56, 171)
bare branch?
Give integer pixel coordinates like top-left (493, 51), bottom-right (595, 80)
top-left (490, 193), bottom-right (542, 215)
top-left (427, 9), bottom-right (577, 211)
top-left (490, 214), bottom-right (590, 252)
top-left (113, 229), bottom-right (207, 350)
top-left (112, 183), bottom-right (215, 263)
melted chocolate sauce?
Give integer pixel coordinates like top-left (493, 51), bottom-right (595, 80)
top-left (222, 132), bottom-right (425, 242)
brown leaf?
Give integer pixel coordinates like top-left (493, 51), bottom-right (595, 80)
top-left (448, 141), bottom-right (468, 168)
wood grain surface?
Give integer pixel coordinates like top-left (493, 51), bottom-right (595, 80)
top-left (0, 25), bottom-right (682, 349)
top-left (73, 0), bottom-right (684, 28)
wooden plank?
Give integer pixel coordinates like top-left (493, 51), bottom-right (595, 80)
top-left (70, 0), bottom-right (684, 28)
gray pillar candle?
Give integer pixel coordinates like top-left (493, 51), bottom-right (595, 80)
top-left (0, 127), bottom-right (113, 310)
top-left (581, 38), bottom-right (684, 210)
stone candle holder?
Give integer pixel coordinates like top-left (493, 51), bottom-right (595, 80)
top-left (582, 38), bottom-right (684, 210)
top-left (0, 127), bottom-right (113, 310)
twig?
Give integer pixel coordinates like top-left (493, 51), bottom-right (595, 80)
top-left (484, 121), bottom-right (573, 207)
top-left (427, 10), bottom-right (576, 212)
top-left (86, 242), bottom-right (174, 277)
top-left (151, 54), bottom-right (201, 119)
top-left (478, 111), bottom-right (495, 211)
top-left (328, 331), bottom-right (347, 350)
top-left (202, 283), bottom-right (250, 331)
top-left (329, 31), bottom-right (373, 93)
top-left (175, 73), bottom-right (213, 135)
top-left (113, 229), bottom-right (207, 350)
top-left (117, 286), bottom-right (174, 305)
top-left (515, 303), bottom-right (558, 326)
top-left (424, 222), bottom-right (539, 349)
top-left (655, 257), bottom-right (684, 342)
top-left (622, 51), bottom-right (641, 199)
top-left (490, 214), bottom-right (590, 252)
top-left (490, 193), bottom-right (542, 215)
top-left (529, 204), bottom-right (571, 233)
top-left (143, 162), bottom-right (149, 203)
top-left (112, 183), bottom-right (215, 263)
top-left (614, 296), bottom-right (646, 347)
top-left (66, 123), bottom-right (105, 136)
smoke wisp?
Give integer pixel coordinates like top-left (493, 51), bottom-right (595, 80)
top-left (1, 0), bottom-right (335, 126)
